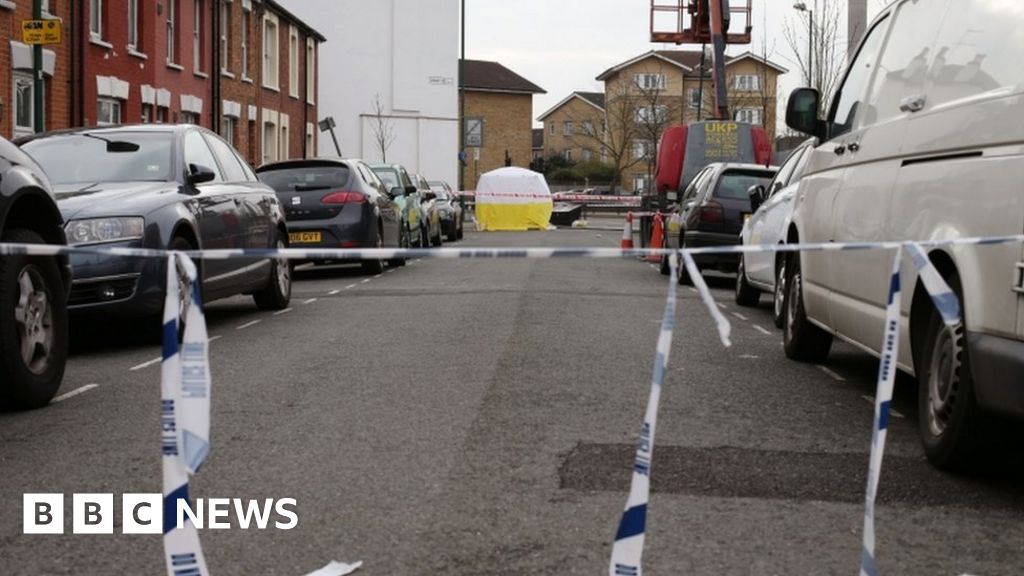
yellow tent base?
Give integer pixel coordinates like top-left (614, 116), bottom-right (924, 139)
top-left (475, 203), bottom-right (552, 231)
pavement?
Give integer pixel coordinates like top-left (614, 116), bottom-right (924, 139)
top-left (1, 228), bottom-right (1022, 575)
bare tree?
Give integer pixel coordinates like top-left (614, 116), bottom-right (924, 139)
top-left (783, 0), bottom-right (845, 114)
top-left (369, 93), bottom-right (396, 162)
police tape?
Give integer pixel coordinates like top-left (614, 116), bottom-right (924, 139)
top-left (3, 235), bottom-right (1018, 575)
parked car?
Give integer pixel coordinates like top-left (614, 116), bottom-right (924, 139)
top-left (735, 137), bottom-right (817, 326)
top-left (413, 174), bottom-right (442, 246)
top-left (0, 136), bottom-right (70, 409)
top-left (18, 125), bottom-right (292, 324)
top-left (370, 163), bottom-right (433, 248)
top-left (256, 158), bottom-right (407, 272)
top-left (429, 180), bottom-right (464, 241)
top-left (781, 0), bottom-right (1024, 470)
top-left (662, 162), bottom-right (776, 282)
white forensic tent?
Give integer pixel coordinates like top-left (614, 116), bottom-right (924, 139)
top-left (474, 167), bottom-right (553, 231)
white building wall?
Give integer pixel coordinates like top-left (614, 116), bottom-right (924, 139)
top-left (286, 0), bottom-right (459, 187)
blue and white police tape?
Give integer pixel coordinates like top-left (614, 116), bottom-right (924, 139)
top-left (859, 247), bottom-right (902, 576)
top-left (609, 253), bottom-right (679, 576)
top-left (681, 252), bottom-right (732, 347)
top-left (161, 253), bottom-right (211, 576)
top-left (906, 243), bottom-right (961, 327)
top-left (159, 252), bottom-right (362, 576)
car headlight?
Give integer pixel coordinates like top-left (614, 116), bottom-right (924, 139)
top-left (64, 217), bottom-right (145, 246)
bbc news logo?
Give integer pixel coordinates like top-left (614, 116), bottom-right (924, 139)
top-left (23, 494), bottom-right (298, 534)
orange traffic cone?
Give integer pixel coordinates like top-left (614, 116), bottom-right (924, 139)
top-left (620, 213), bottom-right (635, 249)
top-left (646, 212), bottom-right (664, 263)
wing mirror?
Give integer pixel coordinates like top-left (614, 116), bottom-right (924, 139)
top-left (404, 185), bottom-right (417, 196)
top-left (423, 191), bottom-right (437, 201)
top-left (748, 184), bottom-right (767, 213)
top-left (786, 88), bottom-right (826, 139)
top-left (188, 163), bottom-right (216, 185)
top-left (389, 186), bottom-right (404, 198)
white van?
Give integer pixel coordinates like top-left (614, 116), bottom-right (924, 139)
top-left (782, 0), bottom-right (1024, 470)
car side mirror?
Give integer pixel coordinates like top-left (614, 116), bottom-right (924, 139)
top-left (748, 184), bottom-right (766, 213)
top-left (786, 88), bottom-right (825, 139)
top-left (188, 163), bottom-right (216, 185)
top-left (423, 191), bottom-right (437, 201)
top-left (389, 186), bottom-right (404, 198)
top-left (404, 185), bottom-right (417, 195)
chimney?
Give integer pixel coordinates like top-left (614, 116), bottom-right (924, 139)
top-left (848, 0), bottom-right (867, 61)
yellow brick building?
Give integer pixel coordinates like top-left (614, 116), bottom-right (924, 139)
top-left (460, 60), bottom-right (545, 191)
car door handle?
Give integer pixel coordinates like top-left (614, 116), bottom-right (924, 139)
top-left (847, 142), bottom-right (861, 153)
top-left (834, 145), bottom-right (846, 156)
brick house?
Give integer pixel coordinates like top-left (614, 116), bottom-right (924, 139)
top-left (0, 1), bottom-right (73, 139)
top-left (0, 0), bottom-right (322, 167)
top-left (595, 49), bottom-right (786, 191)
top-left (536, 91), bottom-right (605, 165)
top-left (460, 59), bottom-right (544, 191)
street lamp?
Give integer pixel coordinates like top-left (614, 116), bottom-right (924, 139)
top-left (794, 2), bottom-right (813, 88)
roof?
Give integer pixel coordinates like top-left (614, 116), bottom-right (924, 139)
top-left (536, 91), bottom-right (606, 121)
top-left (265, 0), bottom-right (326, 42)
top-left (461, 60), bottom-right (546, 95)
top-left (532, 129), bottom-right (543, 149)
top-left (596, 49), bottom-right (787, 80)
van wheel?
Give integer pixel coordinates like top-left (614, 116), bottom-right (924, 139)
top-left (253, 235), bottom-right (292, 310)
top-left (735, 257), bottom-right (760, 306)
top-left (783, 253), bottom-right (832, 361)
top-left (0, 229), bottom-right (68, 409)
top-left (917, 274), bottom-right (985, 470)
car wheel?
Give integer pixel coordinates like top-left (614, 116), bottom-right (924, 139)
top-left (431, 221), bottom-right (442, 247)
top-left (457, 216), bottom-right (464, 240)
top-left (916, 273), bottom-right (985, 470)
top-left (420, 224), bottom-right (429, 249)
top-left (782, 253), bottom-right (832, 361)
top-left (659, 254), bottom-right (670, 276)
top-left (0, 228), bottom-right (68, 409)
top-left (734, 256), bottom-right (760, 307)
top-left (361, 227), bottom-right (385, 275)
top-left (389, 226), bottom-right (408, 268)
top-left (446, 220), bottom-right (458, 242)
top-left (772, 256), bottom-right (787, 328)
top-left (253, 234), bottom-right (292, 310)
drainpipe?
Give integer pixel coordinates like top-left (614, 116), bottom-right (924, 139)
top-left (212, 0), bottom-right (221, 131)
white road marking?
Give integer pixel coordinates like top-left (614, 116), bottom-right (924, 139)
top-left (688, 288), bottom-right (698, 293)
top-left (54, 384), bottom-right (99, 403)
top-left (862, 395), bottom-right (905, 419)
top-left (818, 365), bottom-right (847, 382)
top-left (739, 354), bottom-right (760, 359)
top-left (303, 298), bottom-right (318, 305)
top-left (209, 335), bottom-right (223, 343)
top-left (328, 289), bottom-right (341, 295)
top-left (374, 274), bottom-right (383, 279)
top-left (717, 302), bottom-right (727, 310)
top-left (237, 319), bottom-right (261, 330)
top-left (752, 324), bottom-right (772, 336)
top-left (130, 357), bottom-right (162, 371)
top-left (345, 284), bottom-right (357, 290)
top-left (274, 308), bottom-right (293, 316)
top-left (731, 312), bottom-right (748, 321)
top-left (360, 278), bottom-right (371, 284)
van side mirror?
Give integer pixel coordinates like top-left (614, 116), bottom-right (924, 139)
top-left (786, 88), bottom-right (825, 139)
top-left (748, 185), bottom-right (766, 213)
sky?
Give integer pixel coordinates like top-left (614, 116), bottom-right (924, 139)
top-left (463, 0), bottom-right (888, 128)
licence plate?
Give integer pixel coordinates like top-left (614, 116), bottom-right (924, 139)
top-left (289, 231), bottom-right (322, 244)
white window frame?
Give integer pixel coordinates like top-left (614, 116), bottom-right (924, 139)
top-left (13, 71), bottom-right (39, 138)
top-left (564, 149), bottom-right (572, 162)
top-left (548, 122), bottom-right (555, 135)
top-left (280, 113), bottom-right (290, 160)
top-left (241, 5), bottom-right (251, 80)
top-left (193, 0), bottom-right (204, 73)
top-left (735, 107), bottom-right (763, 125)
top-left (97, 98), bottom-right (122, 126)
top-left (166, 0), bottom-right (177, 65)
top-left (127, 0), bottom-right (140, 50)
top-left (635, 105), bottom-right (669, 125)
top-left (305, 122), bottom-right (315, 158)
top-left (221, 116), bottom-right (237, 146)
top-left (633, 73), bottom-right (666, 91)
top-left (220, 1), bottom-right (231, 76)
top-left (581, 120), bottom-right (593, 135)
top-left (288, 26), bottom-right (299, 98)
top-left (633, 139), bottom-right (654, 160)
top-left (562, 121), bottom-right (573, 136)
top-left (89, 0), bottom-right (103, 39)
top-left (733, 74), bottom-right (761, 92)
top-left (582, 149), bottom-right (593, 162)
top-left (687, 87), bottom-right (702, 109)
top-left (262, 13), bottom-right (280, 90)
top-left (305, 38), bottom-right (316, 104)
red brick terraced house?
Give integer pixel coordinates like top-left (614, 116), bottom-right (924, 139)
top-left (29, 0), bottom-right (326, 167)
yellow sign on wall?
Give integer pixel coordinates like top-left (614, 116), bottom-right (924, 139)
top-left (22, 20), bottom-right (61, 45)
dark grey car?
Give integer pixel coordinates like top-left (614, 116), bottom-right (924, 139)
top-left (18, 124), bottom-right (292, 320)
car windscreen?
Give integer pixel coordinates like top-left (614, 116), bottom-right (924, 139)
top-left (258, 165), bottom-right (351, 192)
top-left (713, 170), bottom-right (776, 200)
top-left (433, 191), bottom-right (450, 200)
top-left (372, 169), bottom-right (400, 188)
top-left (22, 132), bottom-right (173, 185)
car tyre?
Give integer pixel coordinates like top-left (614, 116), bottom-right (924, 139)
top-left (431, 220), bottom-right (443, 247)
top-left (420, 224), bottom-right (429, 249)
top-left (0, 228), bottom-right (68, 409)
top-left (772, 256), bottom-right (787, 328)
top-left (446, 220), bottom-right (458, 242)
top-left (389, 226), bottom-right (408, 268)
top-left (253, 234), bottom-right (292, 310)
top-left (735, 256), bottom-right (760, 306)
top-left (361, 227), bottom-right (385, 275)
top-left (456, 216), bottom-right (464, 240)
top-left (659, 254), bottom-right (670, 276)
top-left (916, 273), bottom-right (986, 471)
top-left (782, 253), bottom-right (832, 361)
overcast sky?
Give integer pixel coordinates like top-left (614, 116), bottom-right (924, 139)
top-left (463, 0), bottom-right (888, 127)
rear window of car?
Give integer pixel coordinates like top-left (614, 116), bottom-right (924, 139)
top-left (372, 168), bottom-right (400, 188)
top-left (258, 165), bottom-right (351, 192)
top-left (713, 170), bottom-right (776, 200)
top-left (22, 131), bottom-right (173, 185)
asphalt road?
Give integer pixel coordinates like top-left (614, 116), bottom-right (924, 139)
top-left (2, 227), bottom-right (1023, 575)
